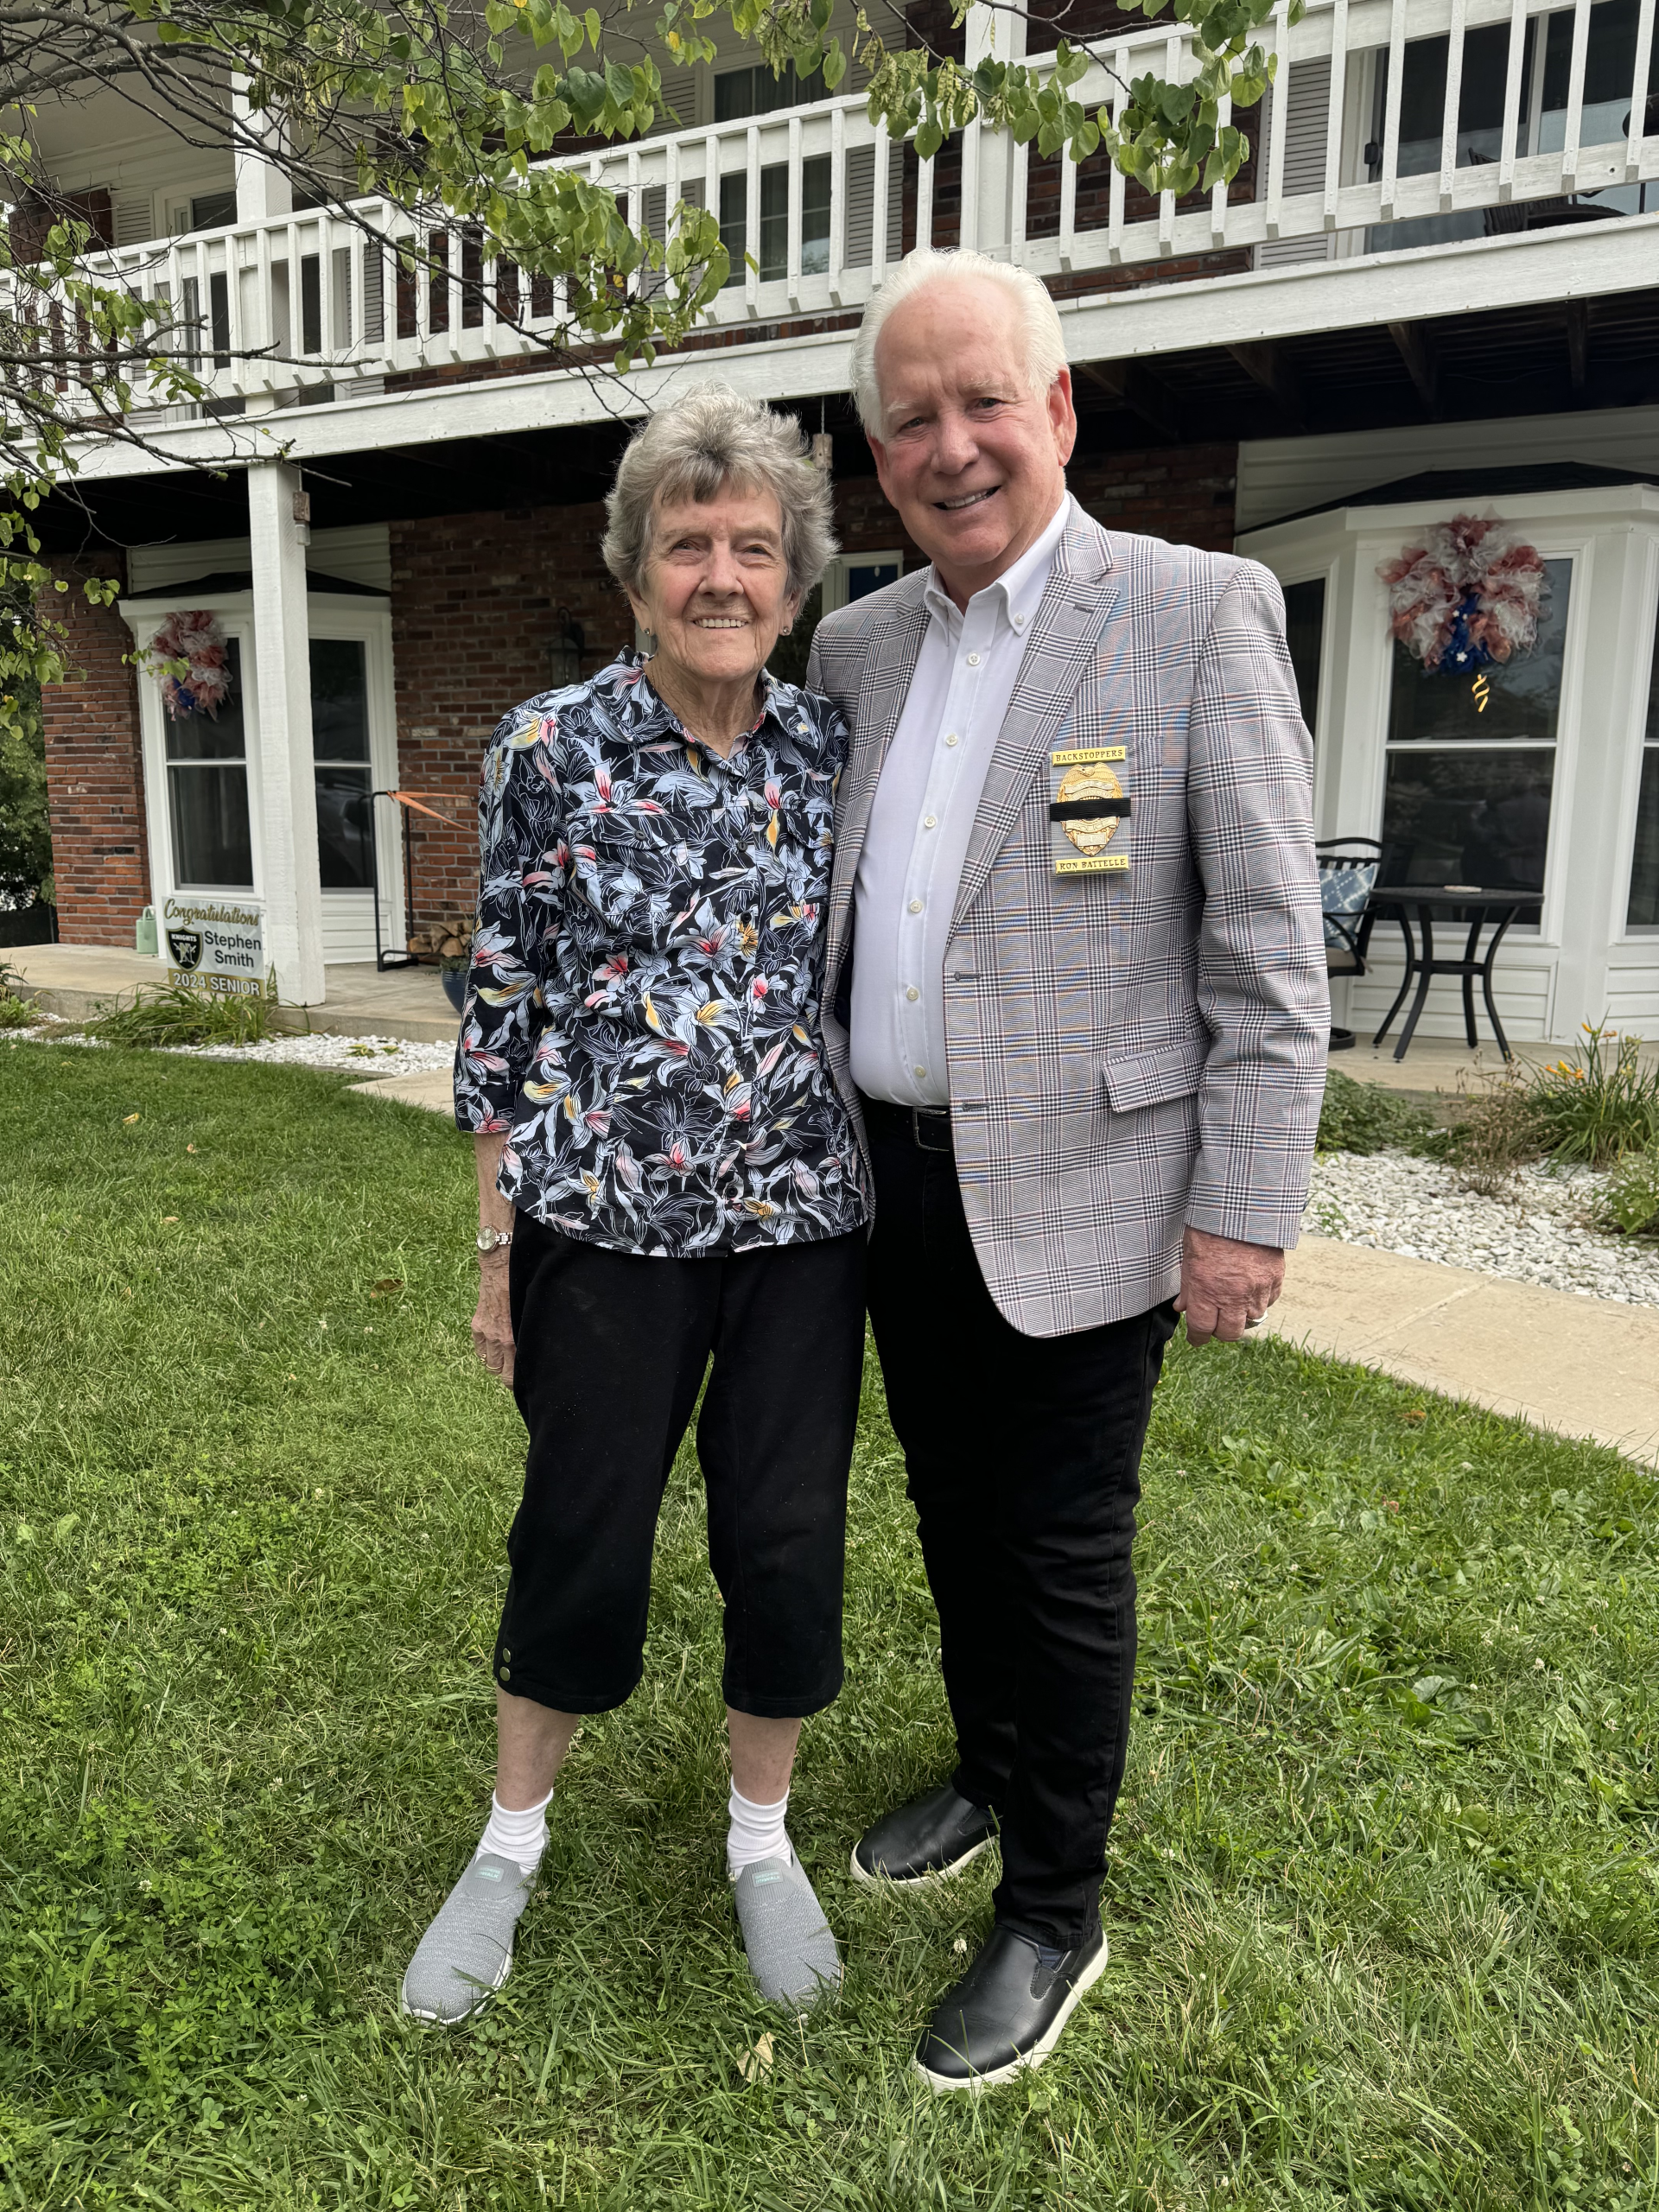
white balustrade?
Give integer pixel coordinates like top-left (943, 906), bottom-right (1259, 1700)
top-left (10, 0), bottom-right (1656, 416)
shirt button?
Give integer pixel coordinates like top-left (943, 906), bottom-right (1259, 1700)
top-left (906, 986), bottom-right (919, 1001)
top-left (908, 898), bottom-right (924, 914)
top-left (944, 734), bottom-right (960, 748)
top-left (1014, 613), bottom-right (1026, 627)
top-left (923, 814), bottom-right (938, 830)
top-left (966, 652), bottom-right (981, 667)
top-left (914, 1065), bottom-right (926, 1079)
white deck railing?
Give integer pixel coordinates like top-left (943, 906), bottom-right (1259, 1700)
top-left (16, 0), bottom-right (1659, 406)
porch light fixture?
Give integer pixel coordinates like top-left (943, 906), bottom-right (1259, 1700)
top-left (547, 607), bottom-right (586, 688)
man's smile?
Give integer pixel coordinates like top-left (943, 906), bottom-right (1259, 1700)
top-left (935, 486), bottom-right (1001, 512)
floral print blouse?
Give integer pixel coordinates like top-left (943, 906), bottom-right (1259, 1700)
top-left (454, 652), bottom-right (869, 1257)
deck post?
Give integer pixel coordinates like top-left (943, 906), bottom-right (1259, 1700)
top-left (963, 3), bottom-right (1025, 258)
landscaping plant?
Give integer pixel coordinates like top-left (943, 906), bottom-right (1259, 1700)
top-left (0, 960), bottom-right (38, 1027)
top-left (4, 1040), bottom-right (1659, 2207)
top-left (1446, 1064), bottom-right (1545, 1197)
top-left (85, 981), bottom-right (276, 1050)
top-left (1316, 1067), bottom-right (1440, 1155)
top-left (1598, 1147), bottom-right (1659, 1238)
top-left (1529, 1023), bottom-right (1659, 1166)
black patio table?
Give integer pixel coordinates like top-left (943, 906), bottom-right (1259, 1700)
top-left (1367, 884), bottom-right (1533, 1064)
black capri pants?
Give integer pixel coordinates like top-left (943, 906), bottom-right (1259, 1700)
top-left (494, 1212), bottom-right (868, 1719)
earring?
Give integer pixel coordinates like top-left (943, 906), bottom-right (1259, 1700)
top-left (639, 627), bottom-right (658, 656)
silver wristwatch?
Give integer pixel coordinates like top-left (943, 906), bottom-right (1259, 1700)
top-left (475, 1226), bottom-right (513, 1255)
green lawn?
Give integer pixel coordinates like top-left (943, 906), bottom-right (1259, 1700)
top-left (3, 1040), bottom-right (1658, 2211)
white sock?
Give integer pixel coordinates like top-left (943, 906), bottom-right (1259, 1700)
top-left (727, 1783), bottom-right (791, 1876)
top-left (475, 1786), bottom-right (553, 1878)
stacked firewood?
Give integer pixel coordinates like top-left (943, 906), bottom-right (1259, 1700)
top-left (405, 915), bottom-right (477, 963)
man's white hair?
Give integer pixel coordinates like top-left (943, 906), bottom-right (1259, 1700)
top-left (851, 248), bottom-right (1067, 435)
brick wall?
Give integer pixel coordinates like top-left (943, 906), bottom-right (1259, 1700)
top-left (389, 502), bottom-right (634, 925)
top-left (41, 552), bottom-right (150, 946)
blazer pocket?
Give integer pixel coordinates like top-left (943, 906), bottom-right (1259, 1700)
top-left (1099, 1036), bottom-right (1211, 1114)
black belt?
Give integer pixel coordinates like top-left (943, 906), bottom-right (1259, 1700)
top-left (859, 1091), bottom-right (954, 1154)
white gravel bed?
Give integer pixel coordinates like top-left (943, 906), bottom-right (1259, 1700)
top-left (1307, 1147), bottom-right (1659, 1306)
top-left (5, 1020), bottom-right (453, 1076)
top-left (163, 1032), bottom-right (455, 1075)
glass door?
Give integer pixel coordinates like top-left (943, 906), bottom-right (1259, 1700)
top-left (310, 638), bottom-right (373, 888)
top-left (165, 636), bottom-right (254, 888)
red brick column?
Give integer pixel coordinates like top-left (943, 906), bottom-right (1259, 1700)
top-left (390, 504), bottom-right (633, 928)
top-left (41, 552), bottom-right (150, 946)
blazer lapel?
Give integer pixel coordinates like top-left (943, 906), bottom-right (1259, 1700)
top-left (826, 581), bottom-right (930, 969)
top-left (950, 515), bottom-right (1119, 931)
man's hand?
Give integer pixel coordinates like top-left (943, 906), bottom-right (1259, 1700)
top-left (1175, 1225), bottom-right (1285, 1346)
top-left (472, 1252), bottom-right (515, 1384)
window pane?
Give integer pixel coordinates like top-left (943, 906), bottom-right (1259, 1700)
top-left (1382, 747), bottom-right (1553, 910)
top-left (1282, 578), bottom-right (1325, 740)
top-left (715, 66), bottom-right (754, 120)
top-left (1387, 558), bottom-right (1571, 746)
top-left (316, 766), bottom-right (374, 889)
top-left (801, 155), bottom-right (831, 275)
top-left (760, 166), bottom-right (788, 281)
top-left (719, 173), bottom-right (746, 286)
top-left (164, 634), bottom-right (246, 762)
top-left (168, 763), bottom-right (254, 888)
top-left (310, 637), bottom-right (370, 761)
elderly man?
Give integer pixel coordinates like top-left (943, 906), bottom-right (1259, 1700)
top-left (808, 248), bottom-right (1327, 2090)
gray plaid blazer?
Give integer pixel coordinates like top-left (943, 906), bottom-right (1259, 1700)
top-left (807, 504), bottom-right (1328, 1338)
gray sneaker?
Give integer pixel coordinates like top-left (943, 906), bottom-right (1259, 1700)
top-left (401, 1853), bottom-right (533, 2024)
top-left (732, 1853), bottom-right (842, 2012)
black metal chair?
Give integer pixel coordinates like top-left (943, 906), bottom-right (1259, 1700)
top-left (1316, 836), bottom-right (1382, 1052)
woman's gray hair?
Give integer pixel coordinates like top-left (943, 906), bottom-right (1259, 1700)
top-left (602, 385), bottom-right (836, 605)
top-left (852, 248), bottom-right (1067, 434)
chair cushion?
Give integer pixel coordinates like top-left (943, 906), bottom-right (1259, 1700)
top-left (1319, 859), bottom-right (1377, 950)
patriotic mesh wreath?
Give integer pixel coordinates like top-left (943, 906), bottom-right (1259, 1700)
top-left (1378, 512), bottom-right (1548, 675)
top-left (150, 608), bottom-right (232, 718)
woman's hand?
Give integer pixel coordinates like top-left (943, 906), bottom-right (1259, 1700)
top-left (472, 1252), bottom-right (515, 1385)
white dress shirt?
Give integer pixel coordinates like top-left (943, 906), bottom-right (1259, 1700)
top-left (850, 493), bottom-right (1073, 1109)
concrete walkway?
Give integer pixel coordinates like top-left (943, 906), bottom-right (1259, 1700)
top-left (10, 944), bottom-right (459, 1044)
top-left (1268, 1236), bottom-right (1659, 1468)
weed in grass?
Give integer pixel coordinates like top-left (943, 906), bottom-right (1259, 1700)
top-left (85, 979), bottom-right (277, 1049)
top-left (4, 1042), bottom-right (1659, 2208)
top-left (1531, 1022), bottom-right (1659, 1166)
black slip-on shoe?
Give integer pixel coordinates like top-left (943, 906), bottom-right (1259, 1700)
top-left (914, 1923), bottom-right (1108, 2094)
top-left (850, 1783), bottom-right (996, 1888)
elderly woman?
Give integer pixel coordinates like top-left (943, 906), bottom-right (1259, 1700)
top-left (402, 386), bottom-right (868, 2027)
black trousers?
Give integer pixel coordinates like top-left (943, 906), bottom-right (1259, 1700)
top-left (862, 1099), bottom-right (1176, 1951)
top-left (496, 1215), bottom-right (868, 1719)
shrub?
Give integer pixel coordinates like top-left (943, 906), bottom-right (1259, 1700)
top-left (1528, 1025), bottom-right (1659, 1167)
top-left (1317, 1070), bottom-right (1440, 1155)
top-left (86, 983), bottom-right (275, 1049)
top-left (1598, 1147), bottom-right (1659, 1237)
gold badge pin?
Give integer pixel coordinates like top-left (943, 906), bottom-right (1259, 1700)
top-left (1056, 762), bottom-right (1124, 856)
